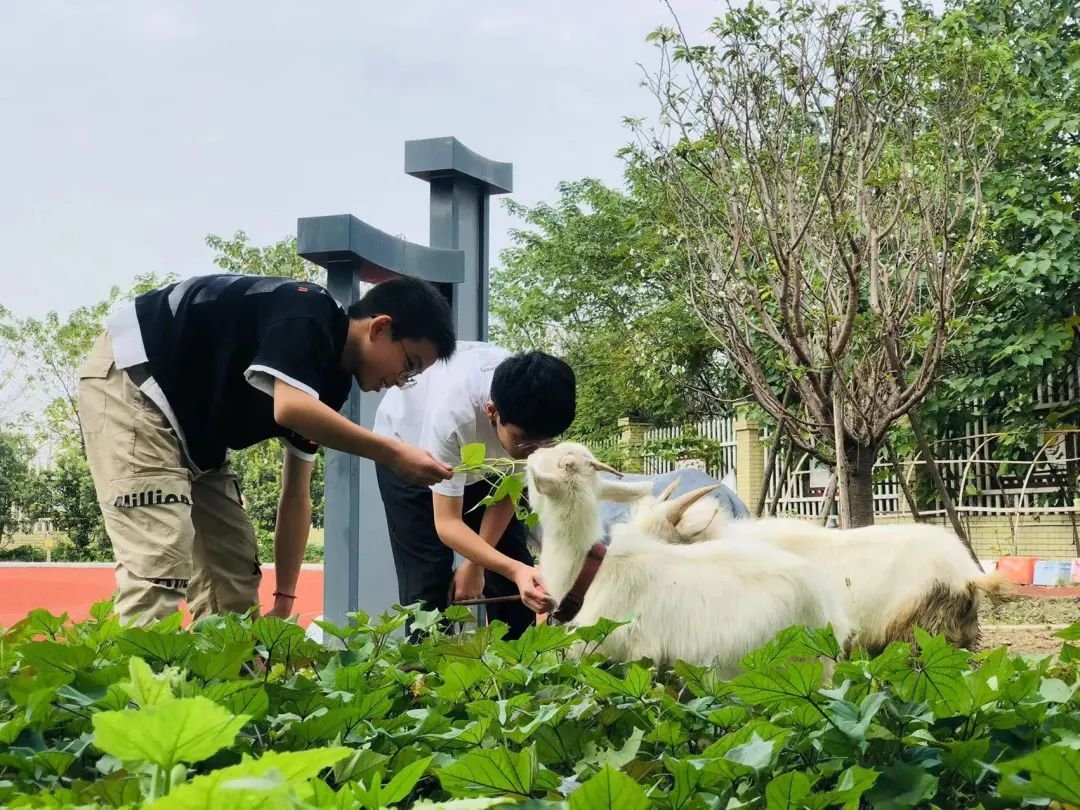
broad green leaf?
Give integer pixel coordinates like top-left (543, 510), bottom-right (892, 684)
top-left (664, 756), bottom-right (723, 809)
top-left (202, 681), bottom-right (270, 720)
top-left (15, 608), bottom-right (68, 639)
top-left (187, 641), bottom-right (253, 682)
top-left (581, 727), bottom-right (644, 772)
top-left (493, 622), bottom-right (575, 666)
top-left (942, 738), bottom-right (990, 783)
top-left (732, 661), bottom-right (824, 709)
top-left (675, 659), bottom-right (727, 699)
top-left (19, 640), bottom-right (94, 674)
top-left (92, 696), bottom-right (248, 770)
top-left (123, 656), bottom-right (175, 707)
top-left (766, 770), bottom-right (813, 809)
top-left (333, 748), bottom-right (391, 785)
top-left (438, 746), bottom-right (538, 797)
top-left (998, 745), bottom-right (1080, 804)
top-left (824, 691), bottom-right (888, 742)
top-left (569, 764), bottom-right (648, 810)
top-left (150, 747), bottom-right (351, 809)
top-left (864, 762), bottom-right (938, 809)
top-left (880, 630), bottom-right (968, 712)
top-left (33, 751), bottom-right (77, 777)
top-left (412, 799), bottom-right (517, 809)
top-left (806, 765), bottom-right (879, 810)
top-left (461, 443), bottom-right (487, 468)
top-left (382, 755), bottom-right (435, 805)
top-left (1039, 677), bottom-right (1075, 704)
top-left (435, 660), bottom-right (488, 700)
top-left (1054, 622), bottom-right (1080, 641)
top-left (434, 626), bottom-right (496, 661)
top-left (535, 722), bottom-right (590, 767)
top-left (252, 616), bottom-right (308, 662)
top-left (117, 628), bottom-right (194, 665)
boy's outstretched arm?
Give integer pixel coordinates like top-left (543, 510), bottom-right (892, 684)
top-left (266, 448), bottom-right (312, 618)
top-left (433, 493), bottom-right (551, 613)
top-left (272, 378), bottom-right (452, 486)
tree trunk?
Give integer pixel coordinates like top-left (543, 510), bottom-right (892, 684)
top-left (845, 444), bottom-right (878, 528)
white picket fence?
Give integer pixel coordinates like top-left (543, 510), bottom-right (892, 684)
top-left (597, 360), bottom-right (1080, 519)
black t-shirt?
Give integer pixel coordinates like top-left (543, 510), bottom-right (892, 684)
top-left (133, 274), bottom-right (352, 470)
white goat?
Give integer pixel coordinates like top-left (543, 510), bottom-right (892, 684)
top-left (627, 482), bottom-right (1014, 652)
top-left (526, 442), bottom-right (853, 677)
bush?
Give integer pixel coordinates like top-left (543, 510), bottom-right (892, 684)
top-left (2, 605), bottom-right (1080, 807)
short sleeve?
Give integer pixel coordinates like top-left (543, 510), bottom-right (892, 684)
top-left (421, 421), bottom-right (467, 498)
top-left (244, 317), bottom-right (335, 403)
top-left (282, 434), bottom-right (318, 463)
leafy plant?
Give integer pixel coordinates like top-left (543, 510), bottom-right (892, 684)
top-left (3, 597), bottom-right (1080, 808)
top-left (453, 442), bottom-right (539, 530)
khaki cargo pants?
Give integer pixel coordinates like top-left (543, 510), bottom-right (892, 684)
top-left (78, 332), bottom-right (262, 626)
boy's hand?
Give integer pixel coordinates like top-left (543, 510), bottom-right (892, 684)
top-left (512, 564), bottom-right (554, 614)
top-left (453, 561), bottom-right (485, 601)
top-left (391, 443), bottom-right (454, 486)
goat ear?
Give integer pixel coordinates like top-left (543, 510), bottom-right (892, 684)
top-left (597, 478), bottom-right (654, 503)
top-left (528, 469), bottom-right (559, 496)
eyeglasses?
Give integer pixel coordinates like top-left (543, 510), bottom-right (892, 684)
top-left (395, 340), bottom-right (420, 388)
top-left (513, 437), bottom-right (556, 455)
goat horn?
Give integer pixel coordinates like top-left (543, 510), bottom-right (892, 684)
top-left (666, 484), bottom-right (722, 523)
top-left (656, 478), bottom-right (681, 503)
top-left (588, 458), bottom-right (624, 478)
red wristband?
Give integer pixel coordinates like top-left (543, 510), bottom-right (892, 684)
top-left (273, 590), bottom-right (297, 600)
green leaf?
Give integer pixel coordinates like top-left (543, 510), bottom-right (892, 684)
top-left (569, 765), bottom-right (649, 810)
top-left (92, 696), bottom-right (248, 770)
top-left (998, 745), bottom-right (1080, 804)
top-left (880, 630), bottom-right (968, 712)
top-left (123, 656), bottom-right (175, 707)
top-left (766, 770), bottom-right (813, 809)
top-left (150, 747), bottom-right (351, 809)
top-left (19, 640), bottom-right (94, 674)
top-left (1054, 622), bottom-right (1080, 641)
top-left (187, 641), bottom-right (253, 682)
top-left (493, 622), bottom-right (575, 666)
top-left (732, 661), bottom-right (824, 709)
top-left (461, 443), bottom-right (487, 468)
top-left (438, 747), bottom-right (538, 798)
top-left (864, 762), bottom-right (938, 809)
top-left (117, 627), bottom-right (194, 665)
top-left (382, 755), bottom-right (434, 805)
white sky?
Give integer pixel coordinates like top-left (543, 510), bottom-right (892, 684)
top-left (0, 0), bottom-right (721, 320)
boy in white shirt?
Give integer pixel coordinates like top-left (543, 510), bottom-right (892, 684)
top-left (373, 342), bottom-right (576, 638)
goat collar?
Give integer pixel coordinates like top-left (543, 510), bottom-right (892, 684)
top-left (551, 543), bottom-right (607, 624)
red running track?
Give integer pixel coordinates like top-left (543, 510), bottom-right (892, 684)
top-left (0, 565), bottom-right (325, 629)
top-left (1, 566), bottom-right (1078, 631)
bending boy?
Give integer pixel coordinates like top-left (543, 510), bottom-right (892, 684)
top-left (78, 273), bottom-right (456, 625)
top-left (374, 342), bottom-right (576, 638)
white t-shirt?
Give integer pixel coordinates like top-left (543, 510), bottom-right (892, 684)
top-left (373, 341), bottom-right (512, 497)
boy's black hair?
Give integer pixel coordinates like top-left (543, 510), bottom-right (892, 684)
top-left (347, 277), bottom-right (455, 360)
top-left (491, 351), bottom-right (576, 438)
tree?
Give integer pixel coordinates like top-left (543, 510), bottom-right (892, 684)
top-left (205, 231), bottom-right (324, 284)
top-left (928, 0), bottom-right (1079, 431)
top-left (7, 273), bottom-right (177, 452)
top-left (30, 447), bottom-right (110, 561)
top-left (0, 430), bottom-right (34, 545)
top-left (634, 0), bottom-right (1002, 527)
top-left (492, 179), bottom-right (732, 440)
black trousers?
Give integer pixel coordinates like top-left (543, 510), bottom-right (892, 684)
top-left (375, 463), bottom-right (536, 640)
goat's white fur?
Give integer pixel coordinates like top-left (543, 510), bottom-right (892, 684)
top-left (526, 443), bottom-right (853, 676)
top-left (626, 482), bottom-right (1012, 651)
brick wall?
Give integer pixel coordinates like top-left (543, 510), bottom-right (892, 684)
top-left (876, 513), bottom-right (1080, 559)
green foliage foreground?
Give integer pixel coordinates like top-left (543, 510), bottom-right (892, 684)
top-left (3, 605), bottom-right (1080, 809)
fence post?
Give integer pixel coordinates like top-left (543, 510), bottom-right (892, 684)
top-left (618, 416), bottom-right (650, 473)
top-left (735, 413), bottom-right (766, 511)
